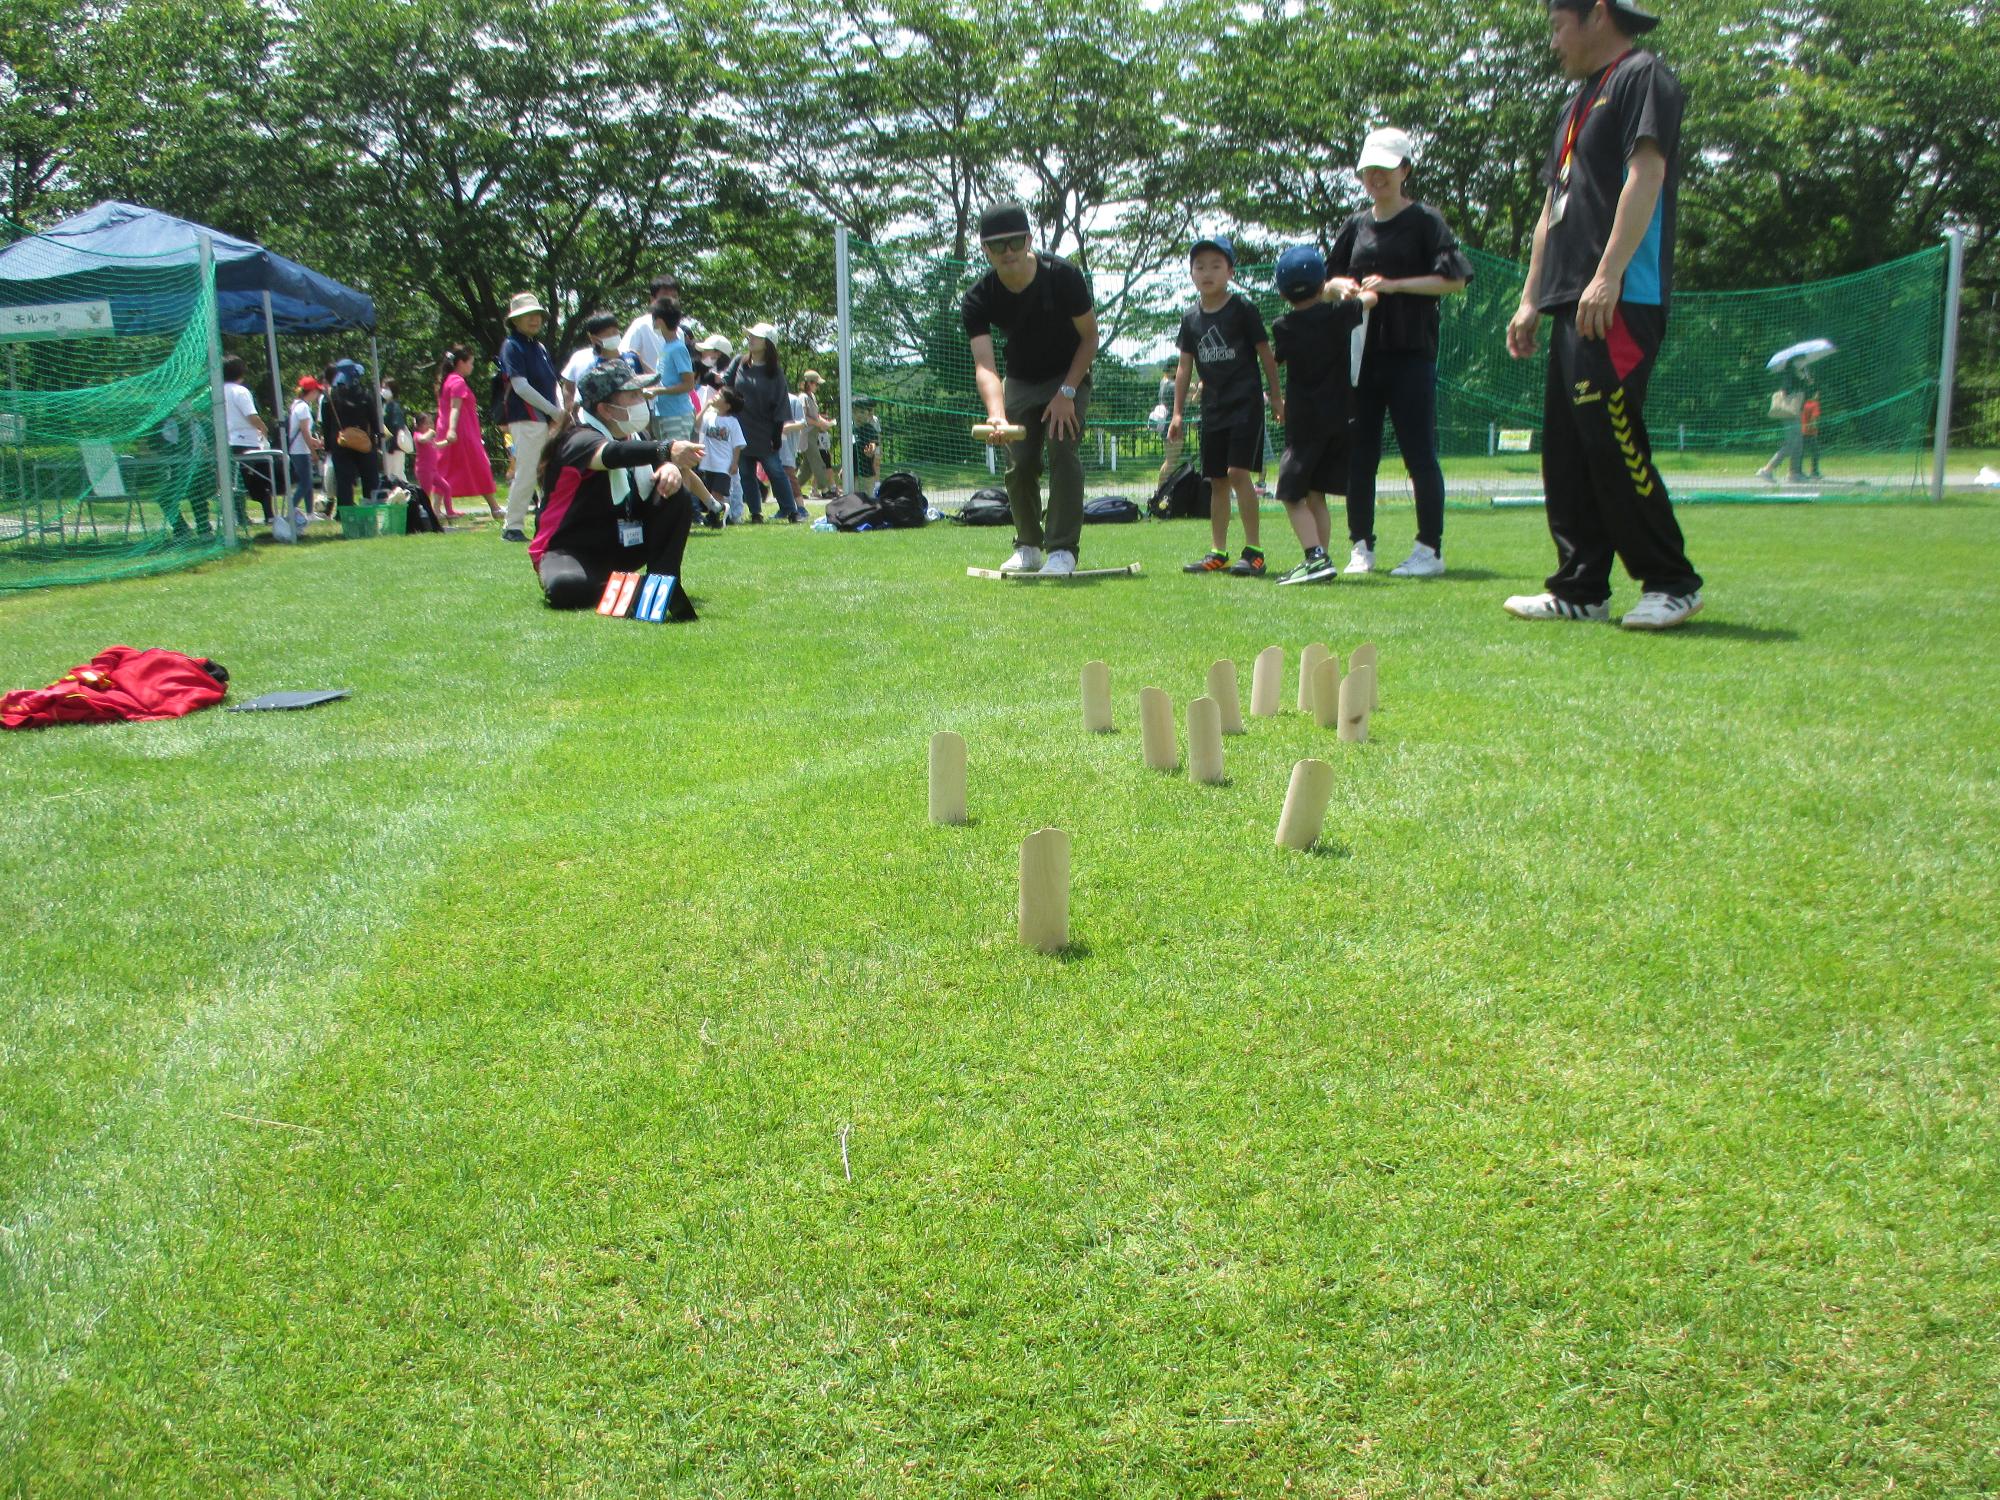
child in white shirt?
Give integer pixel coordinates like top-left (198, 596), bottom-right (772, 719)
top-left (697, 388), bottom-right (747, 525)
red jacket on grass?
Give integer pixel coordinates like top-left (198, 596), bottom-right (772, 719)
top-left (2, 646), bottom-right (227, 729)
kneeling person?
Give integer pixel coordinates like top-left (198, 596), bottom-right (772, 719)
top-left (1271, 246), bottom-right (1377, 585)
top-left (531, 359), bottom-right (698, 617)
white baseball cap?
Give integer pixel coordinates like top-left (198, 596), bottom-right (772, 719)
top-left (1357, 127), bottom-right (1414, 172)
top-left (745, 321), bottom-right (779, 342)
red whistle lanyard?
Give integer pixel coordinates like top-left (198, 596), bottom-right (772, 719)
top-left (1557, 49), bottom-right (1633, 185)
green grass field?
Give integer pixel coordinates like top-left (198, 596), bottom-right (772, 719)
top-left (4, 500), bottom-right (1996, 1496)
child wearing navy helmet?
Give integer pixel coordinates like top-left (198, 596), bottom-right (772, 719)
top-left (1270, 246), bottom-right (1377, 586)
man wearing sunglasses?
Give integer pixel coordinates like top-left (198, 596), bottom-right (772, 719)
top-left (961, 201), bottom-right (1100, 576)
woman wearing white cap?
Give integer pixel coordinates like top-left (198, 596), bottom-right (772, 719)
top-left (724, 324), bottom-right (806, 523)
top-left (1328, 127), bottom-right (1473, 578)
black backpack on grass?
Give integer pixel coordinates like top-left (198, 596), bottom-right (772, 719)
top-left (1148, 462), bottom-right (1205, 519)
top-left (826, 491), bottom-right (889, 530)
top-left (1083, 494), bottom-right (1140, 524)
top-left (955, 486), bottom-right (1012, 526)
top-left (874, 471), bottom-right (928, 528)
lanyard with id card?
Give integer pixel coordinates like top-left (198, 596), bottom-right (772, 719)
top-left (1551, 49), bottom-right (1632, 227)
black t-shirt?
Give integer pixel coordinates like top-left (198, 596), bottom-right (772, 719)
top-left (1326, 203), bottom-right (1474, 361)
top-left (1272, 300), bottom-right (1365, 440)
top-left (1536, 49), bottom-right (1684, 315)
top-left (1177, 293), bottom-right (1269, 429)
top-left (532, 418), bottom-right (655, 566)
top-left (961, 254), bottom-right (1094, 384)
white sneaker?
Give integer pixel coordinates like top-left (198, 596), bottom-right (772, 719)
top-left (1502, 591), bottom-right (1610, 622)
top-left (1619, 590), bottom-right (1704, 630)
top-left (1390, 542), bottom-right (1445, 578)
top-left (1037, 550), bottom-right (1077, 576)
top-left (1344, 542), bottom-right (1374, 575)
top-left (1000, 545), bottom-right (1044, 574)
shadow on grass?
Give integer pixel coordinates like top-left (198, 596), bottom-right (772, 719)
top-left (1682, 620), bottom-right (1801, 644)
top-left (1299, 840), bottom-right (1353, 860)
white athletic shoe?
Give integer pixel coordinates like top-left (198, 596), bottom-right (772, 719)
top-left (1344, 542), bottom-right (1375, 575)
top-left (1619, 590), bottom-right (1704, 631)
top-left (1000, 545), bottom-right (1044, 574)
top-left (1390, 542), bottom-right (1445, 578)
top-left (1038, 550), bottom-right (1077, 577)
top-left (1502, 591), bottom-right (1610, 622)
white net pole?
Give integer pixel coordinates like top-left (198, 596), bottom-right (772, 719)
top-left (198, 234), bottom-right (236, 546)
top-left (835, 226), bottom-right (855, 496)
top-left (1931, 228), bottom-right (1965, 502)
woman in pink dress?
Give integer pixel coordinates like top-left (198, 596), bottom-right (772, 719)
top-left (433, 347), bottom-right (500, 521)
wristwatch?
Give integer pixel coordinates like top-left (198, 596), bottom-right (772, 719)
top-left (1058, 383), bottom-right (1077, 400)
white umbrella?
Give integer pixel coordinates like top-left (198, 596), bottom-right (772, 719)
top-left (1767, 338), bottom-right (1836, 371)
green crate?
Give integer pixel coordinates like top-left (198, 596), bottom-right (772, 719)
top-left (337, 502), bottom-right (408, 539)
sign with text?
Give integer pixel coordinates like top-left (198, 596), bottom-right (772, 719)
top-left (0, 301), bottom-right (116, 342)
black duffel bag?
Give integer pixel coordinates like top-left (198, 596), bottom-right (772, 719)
top-left (1083, 494), bottom-right (1141, 524)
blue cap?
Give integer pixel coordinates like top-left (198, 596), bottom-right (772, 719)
top-left (1275, 245), bottom-right (1328, 299)
top-left (1190, 235), bottom-right (1235, 268)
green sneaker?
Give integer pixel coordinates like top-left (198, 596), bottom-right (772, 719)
top-left (1277, 550), bottom-right (1334, 586)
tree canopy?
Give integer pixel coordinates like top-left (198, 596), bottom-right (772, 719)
top-left (4, 0), bottom-right (1992, 402)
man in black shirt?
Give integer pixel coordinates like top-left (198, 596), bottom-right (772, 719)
top-left (1505, 0), bottom-right (1704, 630)
top-left (963, 201), bottom-right (1100, 577)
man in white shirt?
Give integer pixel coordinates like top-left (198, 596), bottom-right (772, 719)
top-left (222, 356), bottom-right (276, 523)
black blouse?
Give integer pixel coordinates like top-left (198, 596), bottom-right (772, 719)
top-left (1326, 202), bottom-right (1474, 362)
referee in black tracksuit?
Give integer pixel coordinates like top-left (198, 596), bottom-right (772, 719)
top-left (1505, 0), bottom-right (1704, 631)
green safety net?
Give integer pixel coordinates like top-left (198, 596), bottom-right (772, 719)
top-left (841, 238), bottom-right (1948, 509)
top-left (0, 217), bottom-right (238, 593)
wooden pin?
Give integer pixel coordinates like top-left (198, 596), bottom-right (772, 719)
top-left (1019, 827), bottom-right (1070, 954)
top-left (1081, 660), bottom-right (1113, 734)
top-left (1275, 759), bottom-right (1335, 851)
top-left (1139, 686), bottom-right (1177, 771)
top-left (1349, 641), bottom-right (1379, 709)
top-left (1206, 660), bottom-right (1245, 734)
top-left (1311, 658), bottom-right (1342, 730)
top-left (972, 421), bottom-right (1028, 443)
top-left (1297, 642), bottom-right (1331, 714)
top-left (1250, 645), bottom-right (1283, 717)
top-left (1339, 665), bottom-right (1373, 743)
top-left (1187, 695), bottom-right (1225, 785)
top-left (928, 730), bottom-right (967, 824)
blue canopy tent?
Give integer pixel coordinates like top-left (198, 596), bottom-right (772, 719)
top-left (0, 203), bottom-right (378, 543)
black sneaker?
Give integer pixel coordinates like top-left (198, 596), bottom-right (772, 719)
top-left (1183, 550), bottom-right (1230, 573)
top-left (1228, 548), bottom-right (1267, 578)
top-left (501, 528), bottom-right (527, 543)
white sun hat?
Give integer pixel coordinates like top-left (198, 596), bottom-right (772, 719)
top-left (1357, 127), bottom-right (1414, 172)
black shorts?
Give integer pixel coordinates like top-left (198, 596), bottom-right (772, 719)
top-left (1198, 419), bottom-right (1265, 480)
top-left (699, 469), bottom-right (732, 500)
top-left (1276, 429), bottom-right (1347, 502)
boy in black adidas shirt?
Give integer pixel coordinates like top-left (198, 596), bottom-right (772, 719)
top-left (1269, 246), bottom-right (1378, 585)
top-left (1170, 236), bottom-right (1282, 576)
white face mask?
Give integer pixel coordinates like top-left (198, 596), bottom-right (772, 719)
top-left (608, 399), bottom-right (649, 437)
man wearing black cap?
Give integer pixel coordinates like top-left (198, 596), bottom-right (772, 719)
top-left (1504, 0), bottom-right (1705, 630)
top-left (962, 202), bottom-right (1100, 576)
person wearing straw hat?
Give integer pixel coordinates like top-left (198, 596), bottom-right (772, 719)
top-left (1327, 126), bottom-right (1473, 579)
top-left (797, 370), bottom-right (837, 497)
top-left (498, 291), bottom-right (563, 542)
top-left (1503, 0), bottom-right (1703, 630)
top-left (962, 200), bottom-right (1099, 576)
